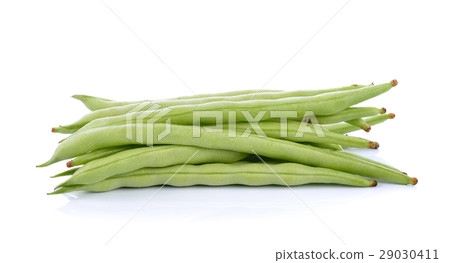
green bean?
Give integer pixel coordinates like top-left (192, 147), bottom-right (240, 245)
top-left (72, 90), bottom-right (283, 111)
top-left (176, 83), bottom-right (370, 100)
top-left (345, 118), bottom-right (372, 132)
top-left (53, 104), bottom-right (144, 132)
top-left (305, 142), bottom-right (344, 151)
top-left (56, 85), bottom-right (370, 132)
top-left (72, 84), bottom-right (372, 111)
top-left (49, 162), bottom-right (377, 194)
top-left (67, 145), bottom-right (143, 167)
top-left (324, 113), bottom-right (395, 134)
top-left (59, 146), bottom-right (249, 186)
top-left (337, 151), bottom-right (402, 173)
top-left (321, 122), bottom-right (401, 174)
top-left (226, 121), bottom-right (378, 149)
top-left (51, 167), bottom-right (79, 178)
top-left (314, 107), bottom-right (385, 124)
top-left (51, 127), bottom-right (78, 134)
top-left (38, 123), bottom-right (417, 185)
top-left (73, 81), bottom-right (397, 134)
top-left (173, 89), bottom-right (282, 99)
top-left (72, 95), bottom-right (144, 111)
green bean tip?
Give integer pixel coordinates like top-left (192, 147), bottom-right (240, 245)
top-left (388, 113), bottom-right (395, 119)
top-left (371, 180), bottom-right (378, 187)
top-left (51, 127), bottom-right (55, 132)
top-left (412, 177), bottom-right (418, 185)
top-left (381, 107), bottom-right (387, 114)
top-left (363, 125), bottom-right (372, 132)
top-left (55, 182), bottom-right (67, 189)
top-left (66, 161), bottom-right (73, 168)
top-left (37, 157), bottom-right (57, 167)
top-left (71, 95), bottom-right (84, 100)
top-left (390, 79), bottom-right (398, 87)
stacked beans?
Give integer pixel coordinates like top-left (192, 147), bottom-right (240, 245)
top-left (38, 80), bottom-right (417, 194)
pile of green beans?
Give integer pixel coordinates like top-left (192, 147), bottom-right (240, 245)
top-left (39, 80), bottom-right (417, 195)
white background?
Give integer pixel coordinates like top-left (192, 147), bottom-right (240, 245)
top-left (1, 0), bottom-right (449, 262)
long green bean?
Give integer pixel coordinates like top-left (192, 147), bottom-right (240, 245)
top-left (226, 121), bottom-right (378, 149)
top-left (51, 167), bottom-right (79, 178)
top-left (303, 142), bottom-right (344, 151)
top-left (72, 82), bottom-right (397, 134)
top-left (72, 95), bottom-right (143, 111)
top-left (59, 145), bottom-right (249, 186)
top-left (345, 118), bottom-right (372, 132)
top-left (73, 83), bottom-right (372, 111)
top-left (72, 89), bottom-right (282, 111)
top-left (324, 113), bottom-right (395, 134)
top-left (314, 107), bottom-right (385, 124)
top-left (49, 162), bottom-right (376, 194)
top-left (337, 151), bottom-right (402, 174)
top-left (56, 85), bottom-right (370, 132)
top-left (67, 145), bottom-right (143, 167)
top-left (38, 123), bottom-right (416, 185)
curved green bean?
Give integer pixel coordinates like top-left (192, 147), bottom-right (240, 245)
top-left (51, 167), bottom-right (79, 178)
top-left (67, 145), bottom-right (143, 167)
top-left (304, 142), bottom-right (344, 151)
top-left (72, 90), bottom-right (283, 111)
top-left (72, 95), bottom-right (144, 111)
top-left (176, 83), bottom-right (371, 100)
top-left (51, 127), bottom-right (78, 134)
top-left (49, 162), bottom-right (376, 194)
top-left (337, 151), bottom-right (402, 174)
top-left (324, 113), bottom-right (395, 134)
top-left (227, 121), bottom-right (378, 149)
top-left (72, 83), bottom-right (372, 111)
top-left (345, 118), bottom-right (372, 132)
top-left (38, 123), bottom-right (416, 185)
top-left (59, 145), bottom-right (249, 186)
top-left (56, 85), bottom-right (370, 132)
top-left (314, 107), bottom-right (385, 124)
top-left (173, 89), bottom-right (282, 99)
top-left (73, 81), bottom-right (396, 134)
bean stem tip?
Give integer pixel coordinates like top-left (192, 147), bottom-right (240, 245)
top-left (390, 79), bottom-right (398, 87)
top-left (369, 141), bottom-right (380, 149)
top-left (412, 177), bottom-right (418, 185)
top-left (381, 107), bottom-right (387, 114)
top-left (363, 125), bottom-right (372, 132)
top-left (66, 161), bottom-right (73, 168)
top-left (388, 113), bottom-right (396, 119)
top-left (370, 180), bottom-right (378, 187)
